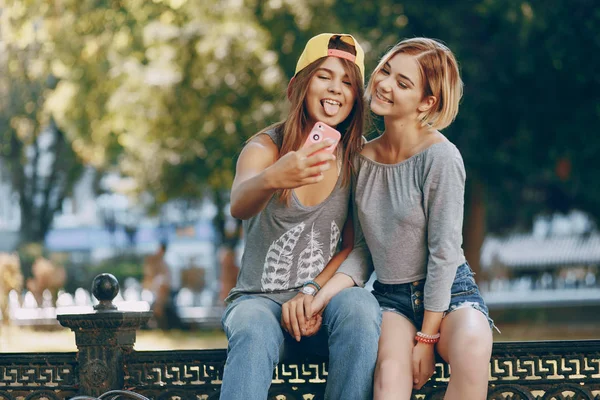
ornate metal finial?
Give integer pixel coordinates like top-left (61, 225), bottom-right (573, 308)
top-left (92, 273), bottom-right (119, 311)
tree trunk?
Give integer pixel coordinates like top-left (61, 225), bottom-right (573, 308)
top-left (10, 122), bottom-right (82, 247)
top-left (463, 178), bottom-right (486, 282)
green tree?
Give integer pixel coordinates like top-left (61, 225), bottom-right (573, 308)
top-left (0, 10), bottom-right (84, 244)
top-left (4, 0), bottom-right (288, 242)
top-left (322, 0), bottom-right (600, 273)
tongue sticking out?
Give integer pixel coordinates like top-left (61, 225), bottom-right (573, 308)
top-left (323, 101), bottom-right (340, 116)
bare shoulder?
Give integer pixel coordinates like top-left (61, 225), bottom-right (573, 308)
top-left (241, 133), bottom-right (279, 162)
top-left (360, 136), bottom-right (381, 159)
top-left (247, 133), bottom-right (279, 152)
top-left (232, 133), bottom-right (281, 185)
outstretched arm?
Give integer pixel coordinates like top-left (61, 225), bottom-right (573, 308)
top-left (230, 135), bottom-right (337, 220)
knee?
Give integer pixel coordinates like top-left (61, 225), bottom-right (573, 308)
top-left (449, 328), bottom-right (492, 368)
top-left (225, 307), bottom-right (283, 353)
top-left (463, 329), bottom-right (492, 358)
top-left (327, 287), bottom-right (381, 327)
top-left (325, 288), bottom-right (381, 357)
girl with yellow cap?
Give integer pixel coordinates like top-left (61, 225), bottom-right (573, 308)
top-left (220, 33), bottom-right (381, 399)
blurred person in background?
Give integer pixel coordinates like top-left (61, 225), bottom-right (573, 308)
top-left (219, 33), bottom-right (381, 400)
top-left (143, 241), bottom-right (181, 329)
top-left (356, 38), bottom-right (495, 399)
top-left (26, 257), bottom-right (66, 307)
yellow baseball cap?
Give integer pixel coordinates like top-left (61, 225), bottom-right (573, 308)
top-left (294, 33), bottom-right (365, 83)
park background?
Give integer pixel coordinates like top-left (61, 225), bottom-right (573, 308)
top-left (0, 0), bottom-right (599, 351)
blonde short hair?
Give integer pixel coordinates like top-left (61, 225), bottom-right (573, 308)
top-left (367, 38), bottom-right (463, 130)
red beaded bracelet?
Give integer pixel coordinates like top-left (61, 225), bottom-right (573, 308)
top-left (416, 331), bottom-right (441, 340)
top-left (415, 332), bottom-right (440, 344)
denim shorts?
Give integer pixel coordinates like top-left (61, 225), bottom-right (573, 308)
top-left (372, 263), bottom-right (497, 331)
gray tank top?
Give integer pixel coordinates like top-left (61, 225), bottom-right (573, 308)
top-left (226, 128), bottom-right (351, 304)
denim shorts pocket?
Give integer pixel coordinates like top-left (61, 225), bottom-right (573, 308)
top-left (450, 286), bottom-right (477, 297)
top-left (450, 268), bottom-right (478, 298)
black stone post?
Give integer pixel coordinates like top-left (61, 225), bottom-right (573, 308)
top-left (58, 273), bottom-right (152, 396)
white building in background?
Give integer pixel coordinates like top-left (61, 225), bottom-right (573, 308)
top-left (480, 210), bottom-right (600, 309)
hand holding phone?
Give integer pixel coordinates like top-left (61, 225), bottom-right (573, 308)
top-left (262, 122), bottom-right (339, 191)
top-left (301, 122), bottom-right (341, 155)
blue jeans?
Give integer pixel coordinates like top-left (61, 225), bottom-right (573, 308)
top-left (219, 287), bottom-right (382, 400)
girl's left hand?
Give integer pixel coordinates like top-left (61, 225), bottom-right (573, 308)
top-left (412, 342), bottom-right (436, 390)
top-left (281, 292), bottom-right (314, 341)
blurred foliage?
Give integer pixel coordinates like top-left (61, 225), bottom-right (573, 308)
top-left (1, 0), bottom-right (599, 239)
top-left (14, 242), bottom-right (44, 281)
top-left (330, 0), bottom-right (600, 232)
top-left (0, 14), bottom-right (84, 243)
top-left (256, 0), bottom-right (600, 233)
top-left (3, 0), bottom-right (285, 204)
top-left (13, 241), bottom-right (143, 296)
top-left (63, 254), bottom-right (144, 295)
top-left (15, 242), bottom-right (69, 281)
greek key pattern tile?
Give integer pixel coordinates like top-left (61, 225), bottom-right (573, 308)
top-left (0, 354), bottom-right (77, 389)
top-left (273, 362), bottom-right (328, 384)
top-left (415, 348), bottom-right (600, 399)
top-left (125, 362), bottom-right (224, 386)
top-left (124, 345), bottom-right (600, 400)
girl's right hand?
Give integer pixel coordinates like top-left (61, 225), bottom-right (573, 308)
top-left (264, 140), bottom-right (337, 190)
top-left (412, 342), bottom-right (436, 390)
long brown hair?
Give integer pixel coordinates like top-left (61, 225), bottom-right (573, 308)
top-left (253, 37), bottom-right (365, 204)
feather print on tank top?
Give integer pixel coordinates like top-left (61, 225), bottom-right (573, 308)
top-left (261, 222), bottom-right (305, 290)
top-left (330, 221), bottom-right (340, 258)
top-left (295, 223), bottom-right (325, 286)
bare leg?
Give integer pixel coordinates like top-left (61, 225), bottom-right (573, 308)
top-left (436, 307), bottom-right (493, 400)
top-left (374, 311), bottom-right (417, 400)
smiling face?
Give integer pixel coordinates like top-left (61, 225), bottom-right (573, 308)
top-left (304, 57), bottom-right (356, 128)
top-left (369, 52), bottom-right (435, 122)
